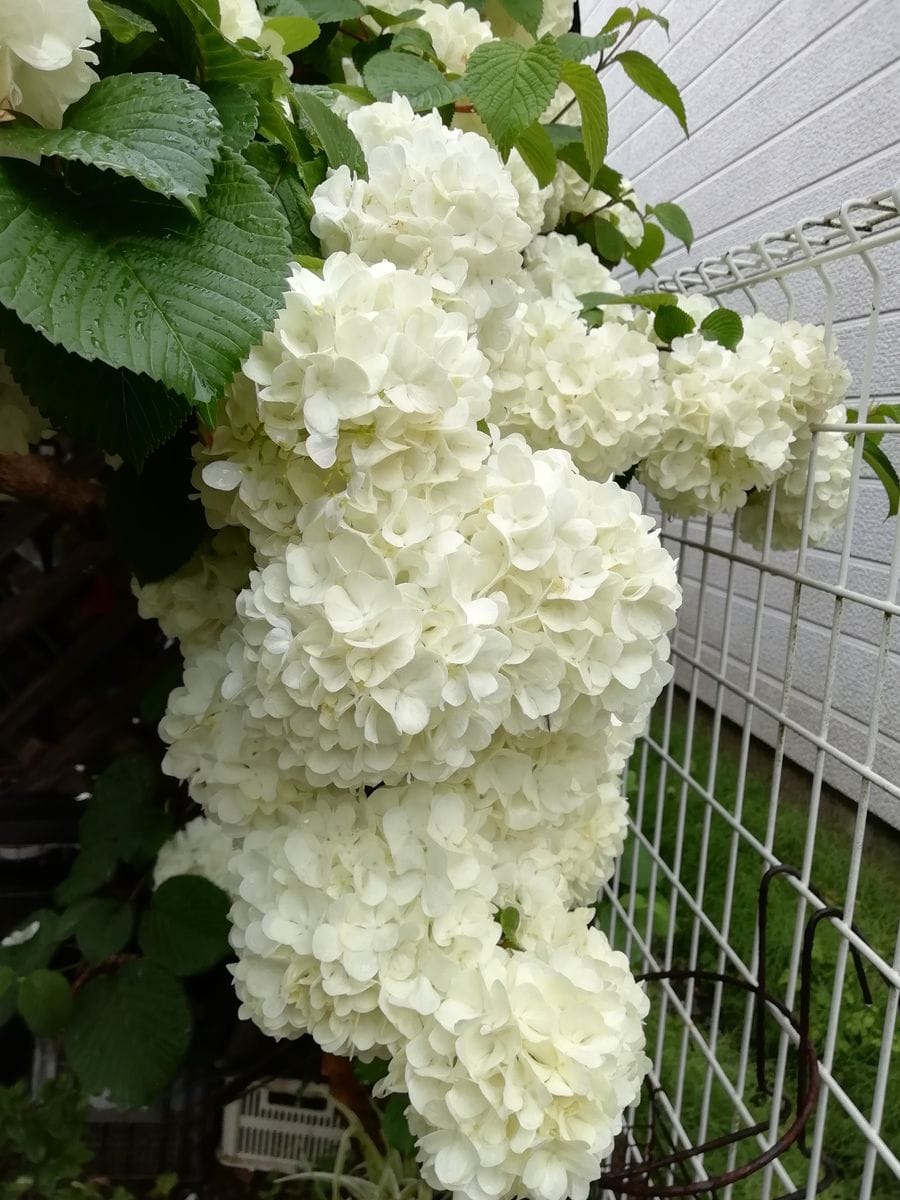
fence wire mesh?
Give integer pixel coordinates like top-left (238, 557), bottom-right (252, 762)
top-left (598, 186), bottom-right (900, 1199)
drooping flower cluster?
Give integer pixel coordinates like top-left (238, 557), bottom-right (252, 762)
top-left (0, 0), bottom-right (100, 128)
top-left (144, 90), bottom-right (852, 1200)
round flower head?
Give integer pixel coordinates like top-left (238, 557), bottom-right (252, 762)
top-left (311, 97), bottom-right (532, 323)
top-left (414, 1), bottom-right (493, 73)
top-left (523, 232), bottom-right (622, 311)
top-left (738, 405), bottom-right (853, 551)
top-left (382, 907), bottom-right (649, 1200)
top-left (229, 782), bottom-right (499, 1055)
top-left (153, 816), bottom-right (236, 895)
top-left (489, 293), bottom-right (667, 479)
top-left (0, 0), bottom-right (99, 127)
top-left (133, 527), bottom-right (252, 655)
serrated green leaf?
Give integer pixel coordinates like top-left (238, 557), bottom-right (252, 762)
top-left (862, 437), bottom-right (900, 517)
top-left (465, 37), bottom-right (561, 154)
top-left (91, 0), bottom-right (158, 42)
top-left (243, 141), bottom-right (320, 257)
top-left (653, 303), bottom-right (695, 342)
top-left (154, 0), bottom-right (286, 95)
top-left (206, 82), bottom-right (259, 151)
top-left (514, 122), bottom-right (556, 186)
top-left (617, 50), bottom-right (687, 134)
top-left (75, 899), bottom-right (134, 964)
top-left (293, 87), bottom-right (367, 175)
top-left (601, 5), bottom-right (634, 32)
top-left (0, 149), bottom-right (290, 411)
top-left (555, 31), bottom-right (617, 60)
top-left (363, 51), bottom-right (463, 111)
top-left (624, 220), bottom-right (664, 273)
top-left (140, 876), bottom-right (231, 976)
top-left (265, 14), bottom-right (320, 52)
top-left (559, 61), bottom-right (607, 176)
top-left (0, 308), bottom-right (188, 467)
top-left (499, 0), bottom-right (542, 37)
top-left (699, 307), bottom-right (743, 350)
top-left (391, 25), bottom-right (436, 58)
top-left (65, 960), bottom-right (192, 1106)
top-left (18, 970), bottom-right (73, 1036)
top-left (634, 6), bottom-right (669, 32)
top-left (0, 74), bottom-right (222, 216)
top-left (652, 200), bottom-right (693, 249)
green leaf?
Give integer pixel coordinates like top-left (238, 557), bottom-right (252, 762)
top-left (555, 31), bottom-right (617, 60)
top-left (363, 51), bottom-right (463, 111)
top-left (353, 1058), bottom-right (389, 1084)
top-left (293, 87), bottom-right (367, 175)
top-left (0, 965), bottom-right (15, 1000)
top-left (366, 4), bottom-right (424, 25)
top-left (579, 289), bottom-right (676, 311)
top-left (290, 0), bottom-right (364, 17)
top-left (65, 960), bottom-right (192, 1106)
top-left (391, 26), bottom-right (436, 58)
top-left (862, 437), bottom-right (900, 518)
top-left (623, 220), bottom-right (664, 273)
top-left (634, 6), bottom-right (669, 33)
top-left (588, 216), bottom-right (626, 263)
top-left (699, 307), bottom-right (744, 350)
top-left (651, 200), bottom-right (693, 249)
top-left (382, 1094), bottom-right (416, 1157)
top-left (0, 308), bottom-right (188, 467)
top-left (206, 82), bottom-right (259, 151)
top-left (81, 754), bottom-right (170, 867)
top-left (617, 50), bottom-right (687, 134)
top-left (499, 0), bottom-right (542, 37)
top-left (464, 37), bottom-right (562, 154)
top-left (0, 912), bottom-right (62, 975)
top-left (559, 61), bottom-right (607, 177)
top-left (244, 141), bottom-right (320, 257)
top-left (0, 74), bottom-right (223, 216)
top-left (498, 905), bottom-right (521, 940)
top-left (75, 899), bottom-right (134, 964)
top-left (513, 122), bottom-right (556, 186)
top-left (140, 876), bottom-right (231, 976)
top-left (601, 6), bottom-right (634, 33)
top-left (18, 970), bottom-right (73, 1036)
top-left (653, 303), bottom-right (695, 342)
top-left (91, 0), bottom-right (158, 43)
top-left (55, 852), bottom-right (118, 907)
top-left (265, 14), bottom-right (320, 52)
top-left (164, 0), bottom-right (287, 94)
top-left (0, 149), bottom-right (290, 411)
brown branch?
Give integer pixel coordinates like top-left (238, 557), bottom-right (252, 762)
top-left (321, 1052), bottom-right (385, 1151)
top-left (0, 452), bottom-right (102, 516)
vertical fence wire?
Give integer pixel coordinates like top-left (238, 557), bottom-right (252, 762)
top-left (599, 187), bottom-right (900, 1200)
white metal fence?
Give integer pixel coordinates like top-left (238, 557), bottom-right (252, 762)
top-left (599, 187), bottom-right (900, 1199)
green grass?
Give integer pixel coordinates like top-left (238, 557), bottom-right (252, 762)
top-left (610, 698), bottom-right (900, 1199)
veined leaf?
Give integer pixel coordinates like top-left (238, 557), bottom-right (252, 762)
top-left (588, 216), bottom-right (626, 264)
top-left (139, 876), bottom-right (231, 976)
top-left (555, 31), bottom-right (617, 60)
top-left (514, 122), bottom-right (556, 186)
top-left (653, 303), bottom-right (695, 342)
top-left (559, 60), bottom-right (607, 176)
top-left (206, 82), bottom-right (259, 151)
top-left (244, 141), bottom-right (320, 257)
top-left (623, 219), bottom-right (664, 273)
top-left (652, 199), bottom-right (693, 248)
top-left (293, 86), bottom-right (367, 174)
top-left (90, 0), bottom-right (157, 43)
top-left (287, 0), bottom-right (365, 18)
top-left (618, 50), bottom-right (687, 134)
top-left (699, 307), bottom-right (744, 350)
top-left (0, 73), bottom-right (223, 216)
top-left (154, 0), bottom-right (287, 96)
top-left (464, 37), bottom-right (561, 154)
top-left (363, 51), bottom-right (463, 111)
top-left (499, 0), bottom-right (542, 37)
top-left (0, 309), bottom-right (188, 467)
top-left (264, 14), bottom-right (320, 52)
top-left (0, 149), bottom-right (290, 411)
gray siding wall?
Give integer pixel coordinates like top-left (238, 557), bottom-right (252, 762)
top-left (580, 0), bottom-right (900, 827)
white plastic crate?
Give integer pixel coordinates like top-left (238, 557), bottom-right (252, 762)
top-left (219, 1079), bottom-right (347, 1173)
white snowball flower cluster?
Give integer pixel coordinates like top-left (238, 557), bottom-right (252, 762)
top-left (311, 97), bottom-right (532, 323)
top-left (738, 404), bottom-right (853, 550)
top-left (639, 297), bottom-right (851, 519)
top-left (133, 528), bottom-right (252, 655)
top-left (543, 164), bottom-right (644, 247)
top-left (147, 91), bottom-right (851, 1200)
top-left (383, 908), bottom-right (649, 1200)
top-left (414, 1), bottom-right (493, 74)
top-left (153, 816), bottom-right (236, 895)
top-left (0, 0), bottom-right (99, 128)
